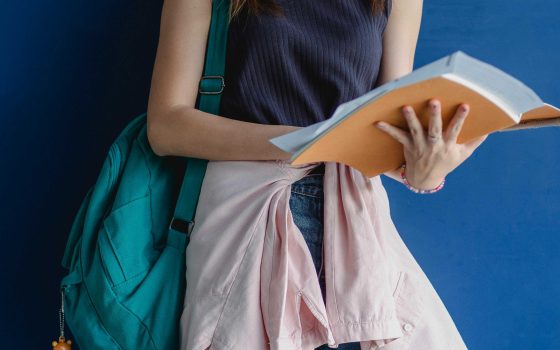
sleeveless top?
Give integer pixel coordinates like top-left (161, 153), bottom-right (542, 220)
top-left (219, 0), bottom-right (393, 127)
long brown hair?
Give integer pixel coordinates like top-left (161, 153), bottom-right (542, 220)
top-left (228, 0), bottom-right (387, 21)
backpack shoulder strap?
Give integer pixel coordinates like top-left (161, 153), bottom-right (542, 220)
top-left (169, 0), bottom-right (231, 242)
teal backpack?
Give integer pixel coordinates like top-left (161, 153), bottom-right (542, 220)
top-left (57, 1), bottom-right (230, 349)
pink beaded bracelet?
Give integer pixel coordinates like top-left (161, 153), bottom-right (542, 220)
top-left (400, 163), bottom-right (445, 194)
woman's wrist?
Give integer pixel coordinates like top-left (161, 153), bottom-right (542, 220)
top-left (400, 163), bottom-right (446, 194)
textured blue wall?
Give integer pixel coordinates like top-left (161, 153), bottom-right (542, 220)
top-left (1, 0), bottom-right (558, 348)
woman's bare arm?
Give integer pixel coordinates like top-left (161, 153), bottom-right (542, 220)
top-left (377, 0), bottom-right (424, 182)
top-left (146, 0), bottom-right (298, 160)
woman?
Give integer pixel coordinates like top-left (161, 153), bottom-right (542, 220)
top-left (146, 0), bottom-right (488, 348)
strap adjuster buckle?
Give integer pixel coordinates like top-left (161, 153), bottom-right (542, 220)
top-left (199, 75), bottom-right (225, 95)
top-left (169, 217), bottom-right (195, 234)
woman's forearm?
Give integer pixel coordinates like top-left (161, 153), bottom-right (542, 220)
top-left (147, 105), bottom-right (300, 161)
top-left (148, 105), bottom-right (412, 179)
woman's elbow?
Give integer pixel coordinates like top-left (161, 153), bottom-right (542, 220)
top-left (146, 111), bottom-right (167, 157)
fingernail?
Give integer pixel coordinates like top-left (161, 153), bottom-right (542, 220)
top-left (377, 122), bottom-right (387, 128)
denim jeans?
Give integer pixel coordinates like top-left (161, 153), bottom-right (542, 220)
top-left (289, 173), bottom-right (361, 350)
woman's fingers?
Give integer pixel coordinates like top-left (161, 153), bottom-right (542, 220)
top-left (427, 99), bottom-right (443, 145)
top-left (376, 121), bottom-right (412, 148)
top-left (402, 105), bottom-right (426, 148)
top-left (445, 104), bottom-right (470, 144)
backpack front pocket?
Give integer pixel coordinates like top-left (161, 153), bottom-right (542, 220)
top-left (98, 194), bottom-right (157, 287)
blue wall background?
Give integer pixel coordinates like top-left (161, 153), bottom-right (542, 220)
top-left (1, 0), bottom-right (558, 348)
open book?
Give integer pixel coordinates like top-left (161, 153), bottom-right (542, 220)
top-left (269, 50), bottom-right (560, 178)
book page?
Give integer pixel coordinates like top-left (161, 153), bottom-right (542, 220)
top-left (450, 53), bottom-right (543, 121)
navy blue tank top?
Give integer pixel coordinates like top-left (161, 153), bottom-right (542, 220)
top-left (219, 0), bottom-right (392, 127)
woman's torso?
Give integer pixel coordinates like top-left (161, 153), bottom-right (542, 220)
top-left (218, 0), bottom-right (392, 127)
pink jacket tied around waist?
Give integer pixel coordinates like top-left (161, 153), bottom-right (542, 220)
top-left (179, 159), bottom-right (467, 350)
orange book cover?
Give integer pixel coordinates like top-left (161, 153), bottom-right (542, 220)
top-left (269, 51), bottom-right (560, 178)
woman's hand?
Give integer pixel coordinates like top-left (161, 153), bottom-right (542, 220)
top-left (375, 99), bottom-right (488, 190)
